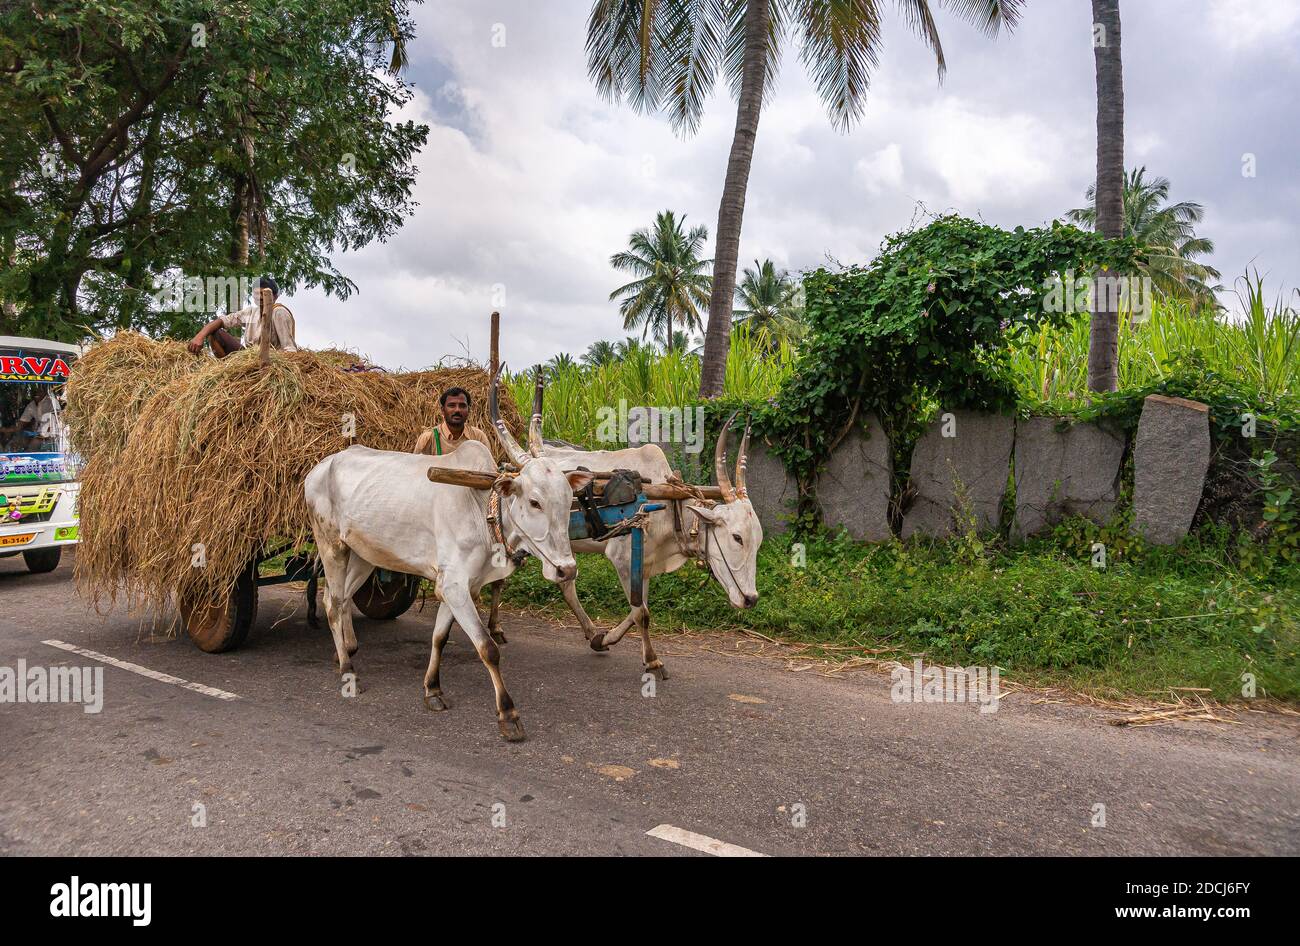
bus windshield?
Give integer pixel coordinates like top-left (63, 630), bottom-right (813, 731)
top-left (0, 337), bottom-right (81, 485)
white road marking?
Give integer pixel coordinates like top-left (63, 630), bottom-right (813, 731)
top-left (646, 824), bottom-right (768, 857)
top-left (42, 640), bottom-right (240, 701)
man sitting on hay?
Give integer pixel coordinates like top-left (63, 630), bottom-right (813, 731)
top-left (187, 276), bottom-right (298, 359)
top-left (413, 387), bottom-right (493, 456)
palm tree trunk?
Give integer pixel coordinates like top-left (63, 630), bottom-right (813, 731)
top-left (1088, 0), bottom-right (1124, 393)
top-left (699, 0), bottom-right (769, 398)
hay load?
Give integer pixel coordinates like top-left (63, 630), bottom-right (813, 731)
top-left (63, 331), bottom-right (199, 462)
top-left (68, 337), bottom-right (524, 618)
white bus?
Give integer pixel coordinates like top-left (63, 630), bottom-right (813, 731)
top-left (0, 336), bottom-right (82, 574)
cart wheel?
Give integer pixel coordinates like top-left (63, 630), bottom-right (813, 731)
top-left (352, 571), bottom-right (419, 620)
top-left (180, 562), bottom-right (259, 653)
top-left (22, 546), bottom-right (62, 574)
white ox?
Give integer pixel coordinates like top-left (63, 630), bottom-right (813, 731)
top-left (485, 415), bottom-right (762, 680)
top-left (304, 387), bottom-right (591, 742)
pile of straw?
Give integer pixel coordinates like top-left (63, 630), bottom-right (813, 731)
top-left (63, 332), bottom-right (198, 462)
top-left (68, 337), bottom-right (523, 617)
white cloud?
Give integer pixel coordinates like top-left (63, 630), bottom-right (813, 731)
top-left (289, 0), bottom-right (1300, 370)
top-left (855, 143), bottom-right (905, 195)
top-left (1208, 0), bottom-right (1300, 50)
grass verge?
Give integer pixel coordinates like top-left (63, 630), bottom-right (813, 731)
top-left (501, 526), bottom-right (1299, 705)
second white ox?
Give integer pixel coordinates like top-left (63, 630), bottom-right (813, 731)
top-left (304, 386), bottom-right (591, 742)
top-left (486, 414), bottom-right (762, 681)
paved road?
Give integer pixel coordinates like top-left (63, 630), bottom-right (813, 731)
top-left (2, 551), bottom-right (1297, 856)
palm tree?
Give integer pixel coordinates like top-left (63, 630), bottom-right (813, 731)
top-left (546, 352), bottom-right (578, 376)
top-left (582, 339), bottom-right (620, 368)
top-left (587, 0), bottom-right (1023, 397)
top-left (1067, 167), bottom-right (1221, 308)
top-left (609, 210), bottom-right (712, 351)
top-left (614, 336), bottom-right (645, 359)
top-left (667, 329), bottom-right (694, 354)
top-left (1088, 0), bottom-right (1124, 392)
top-left (733, 258), bottom-right (805, 348)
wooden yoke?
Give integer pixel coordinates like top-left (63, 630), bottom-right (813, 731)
top-left (424, 465), bottom-right (723, 501)
top-left (258, 287), bottom-right (276, 366)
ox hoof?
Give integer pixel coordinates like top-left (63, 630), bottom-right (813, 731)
top-left (645, 662), bottom-right (669, 682)
top-left (490, 630), bottom-right (508, 645)
top-left (497, 714), bottom-right (526, 743)
top-left (423, 691), bottom-right (451, 712)
top-left (589, 633), bottom-right (609, 653)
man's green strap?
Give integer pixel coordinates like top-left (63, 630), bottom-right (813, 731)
top-left (434, 428), bottom-right (442, 455)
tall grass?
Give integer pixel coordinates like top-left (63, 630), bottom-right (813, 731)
top-left (1010, 273), bottom-right (1300, 411)
top-left (519, 275), bottom-right (1297, 445)
top-left (510, 324), bottom-right (794, 446)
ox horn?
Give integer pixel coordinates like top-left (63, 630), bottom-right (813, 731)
top-left (714, 410), bottom-right (738, 503)
top-left (735, 417), bottom-right (751, 499)
top-left (528, 368), bottom-right (544, 457)
top-left (489, 365), bottom-right (529, 466)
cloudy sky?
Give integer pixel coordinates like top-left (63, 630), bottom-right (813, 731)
top-left (293, 0), bottom-right (1300, 371)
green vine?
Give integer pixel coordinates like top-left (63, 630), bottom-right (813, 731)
top-left (742, 214), bottom-right (1140, 529)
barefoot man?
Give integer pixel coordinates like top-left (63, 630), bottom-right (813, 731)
top-left (187, 276), bottom-right (298, 358)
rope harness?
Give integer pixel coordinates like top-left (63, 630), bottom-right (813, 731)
top-left (486, 476), bottom-right (529, 567)
top-left (660, 472), bottom-right (750, 599)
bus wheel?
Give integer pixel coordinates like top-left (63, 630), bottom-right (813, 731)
top-left (23, 547), bottom-right (62, 574)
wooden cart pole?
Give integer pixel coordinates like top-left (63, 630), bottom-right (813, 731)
top-left (258, 287), bottom-right (275, 366)
top-left (490, 310), bottom-right (500, 378)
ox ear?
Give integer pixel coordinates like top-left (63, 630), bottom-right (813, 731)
top-left (692, 503), bottom-right (722, 524)
top-left (497, 476), bottom-right (517, 496)
top-left (566, 469), bottom-right (594, 493)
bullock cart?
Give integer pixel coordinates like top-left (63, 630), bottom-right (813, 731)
top-left (65, 296), bottom-right (527, 655)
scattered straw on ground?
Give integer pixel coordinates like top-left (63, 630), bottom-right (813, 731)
top-left (68, 336), bottom-right (524, 623)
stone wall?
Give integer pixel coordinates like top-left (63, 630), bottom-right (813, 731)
top-left (635, 396), bottom-right (1215, 546)
top-left (787, 398), bottom-right (1212, 545)
top-left (740, 438), bottom-right (797, 536)
top-left (1012, 417), bottom-right (1126, 541)
top-left (1131, 395), bottom-right (1211, 545)
top-left (900, 411), bottom-right (1014, 540)
top-left (817, 414), bottom-right (892, 542)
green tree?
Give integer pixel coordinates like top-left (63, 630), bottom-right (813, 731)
top-left (0, 0), bottom-right (427, 341)
top-left (582, 339), bottom-right (620, 367)
top-left (1067, 166), bottom-right (1221, 309)
top-left (609, 210), bottom-right (712, 351)
top-left (587, 0), bottom-right (1022, 397)
top-left (546, 352), bottom-right (578, 376)
top-left (734, 258), bottom-right (805, 348)
top-left (667, 329), bottom-right (694, 353)
top-left (614, 336), bottom-right (647, 359)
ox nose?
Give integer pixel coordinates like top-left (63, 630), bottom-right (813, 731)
top-left (743, 593), bottom-right (758, 609)
top-left (554, 563), bottom-right (575, 582)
